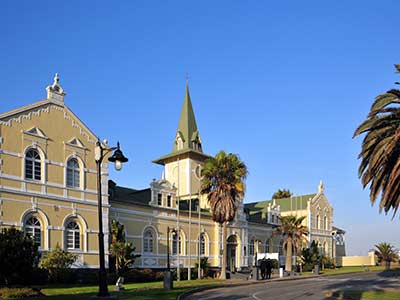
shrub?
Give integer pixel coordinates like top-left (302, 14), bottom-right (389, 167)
top-left (39, 244), bottom-right (77, 283)
top-left (0, 227), bottom-right (40, 286)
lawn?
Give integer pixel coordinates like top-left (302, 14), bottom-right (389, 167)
top-left (23, 279), bottom-right (226, 300)
top-left (301, 265), bottom-right (388, 276)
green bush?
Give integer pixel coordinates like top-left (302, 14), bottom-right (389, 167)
top-left (39, 244), bottom-right (77, 283)
top-left (0, 287), bottom-right (41, 299)
top-left (0, 227), bottom-right (40, 286)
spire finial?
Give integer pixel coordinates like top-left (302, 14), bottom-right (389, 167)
top-left (185, 72), bottom-right (190, 86)
top-left (318, 180), bottom-right (324, 193)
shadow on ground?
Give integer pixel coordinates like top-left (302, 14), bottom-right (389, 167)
top-left (322, 269), bottom-right (400, 299)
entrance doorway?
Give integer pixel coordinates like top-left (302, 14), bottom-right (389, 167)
top-left (227, 235), bottom-right (238, 273)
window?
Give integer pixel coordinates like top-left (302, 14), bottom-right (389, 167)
top-left (316, 215), bottom-right (320, 229)
top-left (143, 230), bottom-right (154, 253)
top-left (324, 216), bottom-right (328, 230)
top-left (67, 158), bottom-right (80, 188)
top-left (172, 233), bottom-right (182, 255)
top-left (66, 220), bottom-right (80, 249)
top-left (157, 193), bottom-right (162, 206)
top-left (265, 239), bottom-right (271, 253)
top-left (25, 149), bottom-right (41, 180)
top-left (249, 239), bottom-right (254, 256)
top-left (25, 215), bottom-right (41, 247)
top-left (199, 233), bottom-right (206, 256)
top-left (271, 215), bottom-right (275, 223)
top-left (167, 195), bottom-right (171, 207)
top-left (278, 240), bottom-right (283, 256)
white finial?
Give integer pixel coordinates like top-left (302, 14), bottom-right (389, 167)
top-left (318, 180), bottom-right (324, 193)
top-left (54, 73), bottom-right (60, 84)
top-left (46, 72), bottom-right (66, 102)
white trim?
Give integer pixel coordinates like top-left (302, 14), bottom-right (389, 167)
top-left (20, 207), bottom-right (50, 250)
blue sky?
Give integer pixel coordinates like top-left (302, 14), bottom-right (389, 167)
top-left (1, 1), bottom-right (399, 255)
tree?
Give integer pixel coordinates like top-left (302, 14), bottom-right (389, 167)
top-left (300, 241), bottom-right (320, 272)
top-left (374, 242), bottom-right (398, 270)
top-left (200, 150), bottom-right (248, 279)
top-left (353, 64), bottom-right (400, 215)
top-left (0, 227), bottom-right (40, 286)
top-left (39, 244), bottom-right (77, 282)
top-left (109, 220), bottom-right (140, 276)
top-left (274, 215), bottom-right (309, 273)
top-left (272, 189), bottom-right (293, 199)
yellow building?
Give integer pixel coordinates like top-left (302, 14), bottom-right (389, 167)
top-left (0, 74), bottom-right (110, 268)
top-left (0, 75), bottom-right (345, 273)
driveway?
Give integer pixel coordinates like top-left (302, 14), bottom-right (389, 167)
top-left (185, 271), bottom-right (400, 300)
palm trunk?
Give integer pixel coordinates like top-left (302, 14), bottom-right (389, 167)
top-left (385, 260), bottom-right (390, 270)
top-left (285, 239), bottom-right (293, 273)
top-left (220, 222), bottom-right (227, 279)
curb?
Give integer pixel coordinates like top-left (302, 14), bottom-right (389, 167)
top-left (177, 270), bottom-right (382, 300)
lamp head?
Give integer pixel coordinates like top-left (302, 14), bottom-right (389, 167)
top-left (108, 142), bottom-right (128, 171)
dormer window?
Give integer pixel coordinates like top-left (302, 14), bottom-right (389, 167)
top-left (175, 134), bottom-right (184, 150)
top-left (167, 195), bottom-right (172, 207)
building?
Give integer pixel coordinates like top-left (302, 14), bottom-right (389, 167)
top-left (0, 75), bottom-right (345, 272)
top-left (0, 74), bottom-right (110, 268)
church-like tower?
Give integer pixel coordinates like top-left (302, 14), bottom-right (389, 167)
top-left (153, 84), bottom-right (210, 204)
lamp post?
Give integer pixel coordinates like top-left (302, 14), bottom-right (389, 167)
top-left (192, 164), bottom-right (203, 279)
top-left (95, 140), bottom-right (128, 297)
top-left (164, 227), bottom-right (176, 290)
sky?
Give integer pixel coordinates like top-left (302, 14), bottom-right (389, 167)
top-left (1, 0), bottom-right (399, 256)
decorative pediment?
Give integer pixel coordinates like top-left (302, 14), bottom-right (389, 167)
top-left (66, 137), bottom-right (86, 148)
top-left (24, 127), bottom-right (48, 139)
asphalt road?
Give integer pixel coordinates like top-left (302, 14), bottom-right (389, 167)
top-left (186, 272), bottom-right (400, 300)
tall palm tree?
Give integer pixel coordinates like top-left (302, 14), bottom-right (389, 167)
top-left (201, 150), bottom-right (248, 279)
top-left (274, 215), bottom-right (309, 273)
top-left (375, 242), bottom-right (398, 270)
top-left (353, 64), bottom-right (400, 215)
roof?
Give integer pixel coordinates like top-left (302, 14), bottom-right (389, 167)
top-left (332, 226), bottom-right (346, 234)
top-left (174, 83), bottom-right (201, 152)
top-left (0, 99), bottom-right (51, 120)
top-left (244, 194), bottom-right (317, 213)
top-left (109, 180), bottom-right (151, 206)
top-left (153, 83), bottom-right (211, 165)
top-left (153, 147), bottom-right (211, 165)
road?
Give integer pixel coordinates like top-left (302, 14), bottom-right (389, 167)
top-left (186, 272), bottom-right (400, 300)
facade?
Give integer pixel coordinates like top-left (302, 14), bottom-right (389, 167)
top-left (0, 75), bottom-right (345, 272)
top-left (0, 75), bottom-right (110, 268)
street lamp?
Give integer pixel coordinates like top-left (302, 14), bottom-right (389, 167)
top-left (95, 140), bottom-right (128, 297)
top-left (165, 227), bottom-right (177, 290)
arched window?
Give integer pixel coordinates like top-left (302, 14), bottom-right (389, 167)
top-left (249, 239), bottom-right (255, 256)
top-left (67, 158), bottom-right (80, 188)
top-left (316, 215), bottom-right (320, 229)
top-left (66, 220), bottom-right (80, 249)
top-left (143, 229), bottom-right (154, 253)
top-left (324, 216), bottom-right (328, 230)
top-left (199, 233), bottom-right (206, 256)
top-left (25, 149), bottom-right (41, 180)
top-left (25, 215), bottom-right (41, 247)
top-left (172, 233), bottom-right (182, 255)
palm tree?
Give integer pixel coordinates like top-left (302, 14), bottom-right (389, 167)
top-left (375, 242), bottom-right (398, 270)
top-left (274, 215), bottom-right (309, 273)
top-left (353, 64), bottom-right (400, 215)
top-left (200, 150), bottom-right (248, 279)
top-left (272, 189), bottom-right (293, 199)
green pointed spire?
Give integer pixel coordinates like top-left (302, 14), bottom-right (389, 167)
top-left (173, 83), bottom-right (202, 152)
